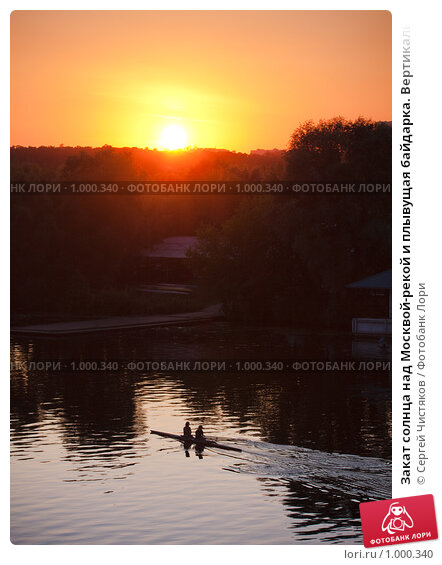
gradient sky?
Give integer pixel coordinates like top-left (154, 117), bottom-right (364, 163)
top-left (10, 10), bottom-right (391, 152)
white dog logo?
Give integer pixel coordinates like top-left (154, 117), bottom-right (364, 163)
top-left (382, 502), bottom-right (414, 534)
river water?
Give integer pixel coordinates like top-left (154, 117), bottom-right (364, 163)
top-left (11, 322), bottom-right (391, 544)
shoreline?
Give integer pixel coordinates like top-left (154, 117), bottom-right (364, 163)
top-left (11, 304), bottom-right (224, 337)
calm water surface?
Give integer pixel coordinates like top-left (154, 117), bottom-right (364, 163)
top-left (11, 323), bottom-right (391, 544)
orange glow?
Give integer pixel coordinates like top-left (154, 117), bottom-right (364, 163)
top-left (10, 11), bottom-right (391, 152)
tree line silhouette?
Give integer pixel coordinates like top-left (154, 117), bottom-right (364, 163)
top-left (11, 117), bottom-right (391, 326)
top-left (190, 117), bottom-right (391, 326)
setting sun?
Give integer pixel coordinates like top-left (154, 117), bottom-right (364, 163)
top-left (159, 124), bottom-right (188, 150)
top-left (10, 12), bottom-right (391, 151)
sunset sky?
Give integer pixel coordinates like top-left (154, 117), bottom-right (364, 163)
top-left (10, 10), bottom-right (391, 152)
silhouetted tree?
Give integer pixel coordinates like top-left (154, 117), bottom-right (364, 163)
top-left (285, 117), bottom-right (391, 183)
top-left (190, 118), bottom-right (391, 326)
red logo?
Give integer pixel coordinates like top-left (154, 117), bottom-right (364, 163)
top-left (359, 494), bottom-right (438, 548)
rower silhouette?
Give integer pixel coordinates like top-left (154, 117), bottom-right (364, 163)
top-left (183, 422), bottom-right (192, 438)
top-left (194, 425), bottom-right (205, 458)
top-left (195, 425), bottom-right (205, 441)
top-left (183, 421), bottom-right (193, 455)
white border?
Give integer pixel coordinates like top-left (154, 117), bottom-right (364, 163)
top-left (4, 2), bottom-right (441, 564)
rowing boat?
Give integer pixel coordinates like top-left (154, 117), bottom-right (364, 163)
top-left (150, 429), bottom-right (242, 452)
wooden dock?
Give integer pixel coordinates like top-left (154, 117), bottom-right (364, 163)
top-left (11, 304), bottom-right (223, 337)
